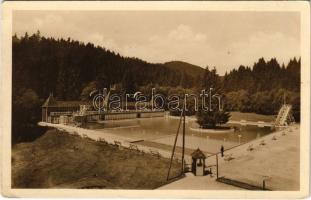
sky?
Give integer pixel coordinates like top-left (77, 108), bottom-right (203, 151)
top-left (13, 11), bottom-right (300, 75)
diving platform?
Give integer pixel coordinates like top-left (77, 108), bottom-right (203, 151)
top-left (229, 104), bottom-right (295, 128)
top-left (275, 104), bottom-right (295, 126)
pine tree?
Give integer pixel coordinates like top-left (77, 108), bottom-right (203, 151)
top-left (196, 66), bottom-right (230, 128)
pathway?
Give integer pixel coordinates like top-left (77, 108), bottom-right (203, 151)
top-left (159, 125), bottom-right (299, 190)
top-left (38, 122), bottom-right (192, 162)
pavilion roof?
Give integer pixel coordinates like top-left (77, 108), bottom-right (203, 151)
top-left (191, 148), bottom-right (206, 159)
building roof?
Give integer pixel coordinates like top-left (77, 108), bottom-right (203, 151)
top-left (42, 94), bottom-right (91, 108)
top-left (42, 93), bottom-right (57, 107)
top-left (191, 148), bottom-right (206, 159)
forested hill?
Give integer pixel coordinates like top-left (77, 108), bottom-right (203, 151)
top-left (164, 61), bottom-right (204, 78)
top-left (12, 32), bottom-right (198, 143)
top-left (223, 57), bottom-right (300, 93)
top-left (12, 32), bottom-right (197, 102)
top-left (12, 32), bottom-right (301, 143)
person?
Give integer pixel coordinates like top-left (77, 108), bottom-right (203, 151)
top-left (220, 145), bottom-right (224, 157)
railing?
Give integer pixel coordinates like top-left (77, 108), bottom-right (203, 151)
top-left (216, 177), bottom-right (269, 190)
top-left (77, 109), bottom-right (165, 116)
top-left (50, 111), bottom-right (73, 116)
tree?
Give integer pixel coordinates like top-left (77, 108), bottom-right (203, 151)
top-left (196, 110), bottom-right (230, 129)
top-left (196, 66), bottom-right (230, 128)
top-left (224, 90), bottom-right (251, 112)
top-left (80, 81), bottom-right (98, 101)
top-left (12, 88), bottom-right (45, 143)
top-left (290, 92), bottom-right (300, 122)
top-left (10, 33), bottom-right (192, 143)
top-left (167, 87), bottom-right (197, 116)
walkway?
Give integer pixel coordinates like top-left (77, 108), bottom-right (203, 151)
top-left (216, 124), bottom-right (300, 190)
top-left (38, 122), bottom-right (192, 162)
top-left (158, 172), bottom-right (242, 190)
top-left (159, 125), bottom-right (299, 190)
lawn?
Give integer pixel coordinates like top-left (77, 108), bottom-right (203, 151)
top-left (229, 112), bottom-right (275, 122)
top-left (12, 129), bottom-right (181, 189)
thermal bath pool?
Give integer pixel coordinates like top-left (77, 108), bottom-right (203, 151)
top-left (86, 113), bottom-right (275, 155)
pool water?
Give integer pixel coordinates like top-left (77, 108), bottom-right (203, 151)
top-left (86, 116), bottom-right (274, 155)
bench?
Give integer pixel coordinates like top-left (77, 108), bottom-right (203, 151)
top-left (260, 140), bottom-right (266, 145)
top-left (247, 144), bottom-right (254, 151)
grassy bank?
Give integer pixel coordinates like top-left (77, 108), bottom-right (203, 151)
top-left (12, 129), bottom-right (181, 189)
top-left (229, 112), bottom-right (275, 122)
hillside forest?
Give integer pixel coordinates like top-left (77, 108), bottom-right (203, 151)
top-left (12, 32), bottom-right (300, 143)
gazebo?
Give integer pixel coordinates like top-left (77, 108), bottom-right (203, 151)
top-left (191, 148), bottom-right (206, 176)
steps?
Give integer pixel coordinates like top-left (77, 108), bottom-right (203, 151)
top-left (275, 104), bottom-right (294, 126)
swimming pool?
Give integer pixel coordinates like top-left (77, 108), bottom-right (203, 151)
top-left (85, 114), bottom-right (274, 155)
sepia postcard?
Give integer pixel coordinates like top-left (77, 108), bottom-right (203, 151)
top-left (0, 1), bottom-right (310, 198)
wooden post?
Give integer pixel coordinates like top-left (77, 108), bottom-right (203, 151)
top-left (181, 107), bottom-right (186, 175)
top-left (216, 153), bottom-right (219, 179)
top-left (166, 109), bottom-right (183, 181)
top-left (45, 108), bottom-right (48, 122)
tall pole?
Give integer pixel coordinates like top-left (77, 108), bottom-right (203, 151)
top-left (181, 106), bottom-right (186, 175)
top-left (166, 109), bottom-right (183, 181)
top-left (216, 153), bottom-right (218, 178)
top-left (216, 153), bottom-right (219, 179)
